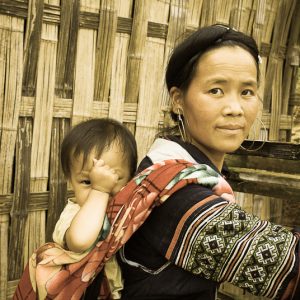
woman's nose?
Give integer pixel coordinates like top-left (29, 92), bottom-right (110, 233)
top-left (222, 94), bottom-right (244, 116)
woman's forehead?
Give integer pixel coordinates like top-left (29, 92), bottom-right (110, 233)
top-left (195, 46), bottom-right (258, 79)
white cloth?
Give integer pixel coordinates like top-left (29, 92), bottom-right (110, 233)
top-left (147, 138), bottom-right (197, 164)
top-left (53, 199), bottom-right (80, 247)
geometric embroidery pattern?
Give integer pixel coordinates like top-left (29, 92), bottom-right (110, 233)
top-left (172, 203), bottom-right (298, 299)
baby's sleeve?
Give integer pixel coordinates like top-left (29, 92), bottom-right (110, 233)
top-left (52, 199), bottom-right (80, 247)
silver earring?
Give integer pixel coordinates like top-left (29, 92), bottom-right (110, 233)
top-left (240, 118), bottom-right (267, 152)
top-left (177, 108), bottom-right (187, 142)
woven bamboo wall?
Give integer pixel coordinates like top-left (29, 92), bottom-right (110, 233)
top-left (0, 0), bottom-right (299, 299)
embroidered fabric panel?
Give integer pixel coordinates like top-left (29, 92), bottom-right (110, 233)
top-left (170, 203), bottom-right (297, 298)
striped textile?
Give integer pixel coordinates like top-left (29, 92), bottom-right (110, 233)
top-left (166, 200), bottom-right (298, 298)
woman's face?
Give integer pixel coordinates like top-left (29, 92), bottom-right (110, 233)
top-left (171, 46), bottom-right (259, 165)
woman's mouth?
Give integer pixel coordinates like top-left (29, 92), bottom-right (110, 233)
top-left (216, 125), bottom-right (244, 134)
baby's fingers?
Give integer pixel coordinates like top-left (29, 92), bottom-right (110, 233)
top-left (112, 172), bottom-right (119, 182)
top-left (93, 158), bottom-right (104, 166)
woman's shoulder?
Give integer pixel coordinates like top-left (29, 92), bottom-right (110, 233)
top-left (136, 156), bottom-right (153, 173)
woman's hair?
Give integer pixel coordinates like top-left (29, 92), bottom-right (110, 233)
top-left (166, 24), bottom-right (260, 93)
top-left (61, 118), bottom-right (137, 179)
top-left (162, 24), bottom-right (260, 133)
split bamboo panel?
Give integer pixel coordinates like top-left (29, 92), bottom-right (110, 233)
top-left (0, 1), bottom-right (299, 299)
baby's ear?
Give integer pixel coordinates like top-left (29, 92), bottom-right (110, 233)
top-left (169, 87), bottom-right (184, 114)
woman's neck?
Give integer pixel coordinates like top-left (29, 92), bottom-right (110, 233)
top-left (188, 140), bottom-right (225, 172)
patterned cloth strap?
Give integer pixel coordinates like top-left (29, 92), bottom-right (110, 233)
top-left (13, 159), bottom-right (233, 300)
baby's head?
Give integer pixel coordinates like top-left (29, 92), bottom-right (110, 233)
top-left (61, 118), bottom-right (137, 197)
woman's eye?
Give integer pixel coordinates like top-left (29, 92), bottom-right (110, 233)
top-left (209, 88), bottom-right (223, 95)
top-left (242, 89), bottom-right (255, 96)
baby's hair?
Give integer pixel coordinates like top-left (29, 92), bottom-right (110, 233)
top-left (61, 118), bottom-right (137, 179)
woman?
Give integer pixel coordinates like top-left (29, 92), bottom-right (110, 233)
top-left (117, 25), bottom-right (300, 299)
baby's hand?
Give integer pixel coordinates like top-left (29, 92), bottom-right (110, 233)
top-left (89, 159), bottom-right (119, 194)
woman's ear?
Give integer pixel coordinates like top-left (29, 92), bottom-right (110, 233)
top-left (170, 87), bottom-right (184, 114)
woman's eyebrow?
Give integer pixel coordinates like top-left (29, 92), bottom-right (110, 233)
top-left (205, 78), bottom-right (257, 87)
top-left (241, 80), bottom-right (258, 87)
top-left (205, 78), bottom-right (228, 84)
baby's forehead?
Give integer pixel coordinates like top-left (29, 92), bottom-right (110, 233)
top-left (71, 143), bottom-right (128, 166)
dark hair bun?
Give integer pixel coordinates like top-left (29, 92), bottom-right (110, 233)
top-left (166, 25), bottom-right (259, 91)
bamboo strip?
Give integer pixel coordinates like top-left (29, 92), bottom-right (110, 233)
top-left (71, 1), bottom-right (98, 125)
top-left (115, 0), bottom-right (133, 16)
top-left (136, 1), bottom-right (187, 157)
top-left (116, 16), bottom-right (132, 34)
top-left (135, 37), bottom-right (169, 159)
top-left (199, 0), bottom-right (216, 26)
top-left (269, 63), bottom-right (283, 140)
top-left (23, 19), bottom-right (58, 272)
top-left (252, 0), bottom-right (266, 49)
top-left (6, 279), bottom-right (18, 299)
top-left (9, 118), bottom-right (31, 280)
top-left (160, 0), bottom-right (188, 111)
top-left (55, 0), bottom-right (80, 98)
top-left (258, 0), bottom-right (279, 114)
top-left (30, 22), bottom-right (57, 191)
top-left (135, 0), bottom-right (171, 159)
top-left (23, 211), bottom-right (46, 269)
top-left (264, 0), bottom-right (295, 109)
top-left (186, 0), bottom-right (203, 29)
top-left (0, 214), bottom-right (9, 300)
top-left (267, 0), bottom-right (296, 140)
top-left (252, 0), bottom-right (268, 141)
top-left (46, 118), bottom-right (68, 242)
top-left (8, 118), bottom-right (31, 281)
top-left (215, 0), bottom-right (233, 27)
top-left (0, 0), bottom-right (28, 20)
top-left (261, 0), bottom-right (278, 44)
top-left (124, 0), bottom-right (149, 134)
top-left (123, 0), bottom-right (148, 98)
top-left (108, 34), bottom-right (129, 121)
top-left (148, 0), bottom-right (170, 23)
top-left (0, 190), bottom-right (76, 215)
top-left (0, 15), bottom-right (23, 195)
top-left (281, 0), bottom-right (300, 114)
top-left (278, 0), bottom-right (297, 141)
top-left (94, 0), bottom-right (118, 103)
top-left (230, 0), bottom-right (253, 33)
top-left (43, 2), bottom-right (60, 23)
top-left (80, 0), bottom-right (100, 13)
top-left (290, 92), bottom-right (300, 107)
top-left (23, 0), bottom-right (44, 97)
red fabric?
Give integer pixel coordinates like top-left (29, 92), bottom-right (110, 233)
top-left (13, 159), bottom-right (234, 299)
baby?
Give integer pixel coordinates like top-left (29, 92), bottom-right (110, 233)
top-left (52, 118), bottom-right (137, 299)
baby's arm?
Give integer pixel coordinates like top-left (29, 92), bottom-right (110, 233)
top-left (66, 159), bottom-right (118, 253)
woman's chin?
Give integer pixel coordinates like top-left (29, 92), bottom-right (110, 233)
top-left (222, 143), bottom-right (243, 154)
